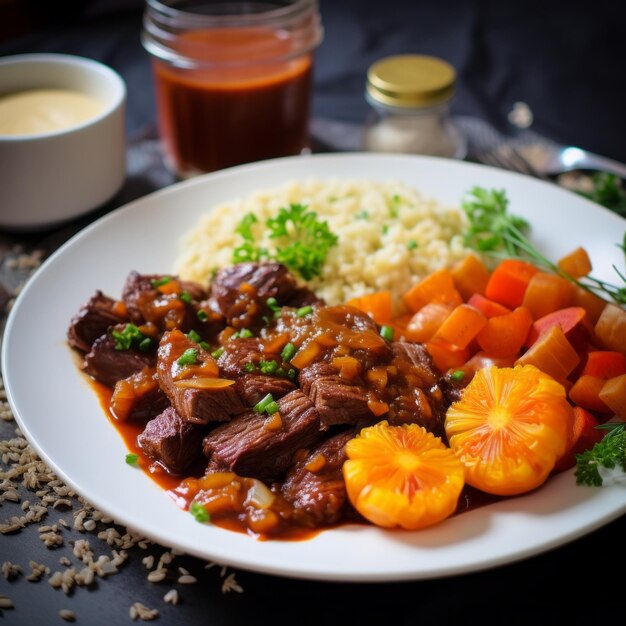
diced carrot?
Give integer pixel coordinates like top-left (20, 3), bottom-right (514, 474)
top-left (403, 303), bottom-right (454, 343)
top-left (582, 351), bottom-right (626, 379)
top-left (367, 398), bottom-right (390, 417)
top-left (476, 306), bottom-right (533, 357)
top-left (112, 300), bottom-right (128, 317)
top-left (568, 375), bottom-right (612, 414)
top-left (557, 246), bottom-right (592, 278)
top-left (451, 254), bottom-right (490, 300)
top-left (553, 407), bottom-right (602, 472)
top-left (522, 272), bottom-right (573, 320)
top-left (331, 356), bottom-right (363, 380)
top-left (290, 341), bottom-right (322, 369)
top-left (432, 304), bottom-right (487, 349)
top-left (388, 312), bottom-right (413, 339)
top-left (158, 279), bottom-right (182, 295)
top-left (525, 306), bottom-right (593, 351)
top-left (402, 269), bottom-right (463, 313)
top-left (455, 351), bottom-right (517, 383)
top-left (467, 294), bottom-right (511, 318)
top-left (571, 285), bottom-right (607, 325)
top-left (484, 259), bottom-right (539, 309)
top-left (599, 374), bottom-right (626, 419)
top-left (515, 325), bottom-right (580, 381)
top-left (425, 340), bottom-right (470, 373)
top-left (594, 303), bottom-right (626, 355)
top-left (346, 291), bottom-right (393, 325)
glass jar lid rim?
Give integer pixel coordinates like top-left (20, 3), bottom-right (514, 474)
top-left (367, 54), bottom-right (456, 108)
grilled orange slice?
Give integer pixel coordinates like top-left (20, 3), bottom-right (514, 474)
top-left (445, 365), bottom-right (571, 496)
top-left (343, 421), bottom-right (464, 530)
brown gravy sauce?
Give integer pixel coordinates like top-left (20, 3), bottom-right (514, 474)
top-left (90, 378), bottom-right (500, 542)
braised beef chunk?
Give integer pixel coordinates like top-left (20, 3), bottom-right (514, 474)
top-left (385, 341), bottom-right (448, 436)
top-left (282, 429), bottom-right (355, 525)
top-left (391, 342), bottom-right (440, 384)
top-left (235, 373), bottom-right (296, 407)
top-left (216, 338), bottom-right (271, 378)
top-left (121, 271), bottom-right (210, 333)
top-left (157, 330), bottom-right (245, 424)
top-left (299, 362), bottom-right (371, 428)
top-left (82, 330), bottom-right (155, 387)
top-left (438, 374), bottom-right (467, 406)
top-left (67, 291), bottom-right (128, 353)
top-left (202, 390), bottom-right (321, 480)
top-left (109, 368), bottom-right (170, 423)
top-left (138, 406), bottom-right (207, 475)
top-left (209, 262), bottom-right (321, 331)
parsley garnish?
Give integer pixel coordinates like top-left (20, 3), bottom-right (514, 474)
top-left (575, 423), bottom-right (626, 486)
top-left (462, 187), bottom-right (626, 305)
top-left (112, 324), bottom-right (152, 352)
top-left (578, 172), bottom-right (626, 216)
top-left (232, 204), bottom-right (338, 281)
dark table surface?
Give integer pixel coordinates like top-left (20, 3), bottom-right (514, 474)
top-left (1, 2), bottom-right (625, 624)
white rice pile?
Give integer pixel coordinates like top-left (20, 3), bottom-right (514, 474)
top-left (174, 178), bottom-right (470, 307)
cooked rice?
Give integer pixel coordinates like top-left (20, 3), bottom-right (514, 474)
top-left (174, 178), bottom-right (470, 307)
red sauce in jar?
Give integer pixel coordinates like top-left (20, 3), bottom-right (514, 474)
top-left (152, 28), bottom-right (314, 176)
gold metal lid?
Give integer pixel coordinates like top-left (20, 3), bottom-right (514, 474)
top-left (366, 54), bottom-right (456, 108)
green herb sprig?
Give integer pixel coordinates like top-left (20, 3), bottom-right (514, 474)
top-left (578, 172), bottom-right (626, 217)
top-left (575, 423), bottom-right (626, 486)
top-left (232, 204), bottom-right (338, 281)
top-left (461, 187), bottom-right (626, 305)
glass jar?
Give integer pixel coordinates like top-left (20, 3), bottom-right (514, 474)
top-left (362, 54), bottom-right (466, 159)
top-left (142, 0), bottom-right (323, 178)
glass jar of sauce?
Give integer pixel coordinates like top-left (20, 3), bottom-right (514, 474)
top-left (142, 0), bottom-right (323, 178)
top-left (362, 55), bottom-right (466, 159)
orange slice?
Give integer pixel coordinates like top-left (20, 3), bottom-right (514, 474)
top-left (343, 421), bottom-right (465, 530)
top-left (445, 365), bottom-right (572, 496)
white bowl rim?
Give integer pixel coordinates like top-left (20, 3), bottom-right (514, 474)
top-left (0, 52), bottom-right (127, 142)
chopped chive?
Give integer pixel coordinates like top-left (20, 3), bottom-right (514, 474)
top-left (177, 348), bottom-right (198, 366)
top-left (180, 291), bottom-right (192, 304)
top-left (287, 368), bottom-right (296, 380)
top-left (296, 305), bottom-right (313, 317)
top-left (262, 315), bottom-right (271, 325)
top-left (407, 240), bottom-right (417, 250)
top-left (380, 325), bottom-right (394, 341)
top-left (190, 501), bottom-right (210, 523)
top-left (244, 362), bottom-right (256, 372)
top-left (382, 224), bottom-right (389, 235)
top-left (280, 342), bottom-right (297, 362)
top-left (199, 341), bottom-right (210, 351)
top-left (264, 401), bottom-right (280, 415)
top-left (355, 210), bottom-right (369, 220)
top-left (211, 346), bottom-right (224, 359)
top-left (266, 297), bottom-right (280, 312)
top-left (239, 328), bottom-right (253, 338)
top-left (125, 453), bottom-right (138, 466)
top-left (138, 337), bottom-right (152, 352)
top-left (260, 360), bottom-right (278, 374)
top-left (112, 323), bottom-right (149, 351)
top-left (187, 329), bottom-right (202, 343)
top-left (150, 276), bottom-right (171, 288)
top-left (197, 310), bottom-right (208, 322)
top-left (254, 393), bottom-right (274, 413)
top-left (450, 370), bottom-right (465, 381)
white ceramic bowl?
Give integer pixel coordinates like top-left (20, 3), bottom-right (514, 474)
top-left (0, 54), bottom-right (127, 231)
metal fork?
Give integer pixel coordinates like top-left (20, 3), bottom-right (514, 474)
top-left (474, 144), bottom-right (552, 181)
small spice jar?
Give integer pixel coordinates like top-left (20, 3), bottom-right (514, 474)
top-left (142, 0), bottom-right (323, 178)
top-left (362, 54), bottom-right (466, 159)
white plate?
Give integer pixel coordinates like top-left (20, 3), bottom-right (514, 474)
top-left (3, 153), bottom-right (626, 582)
